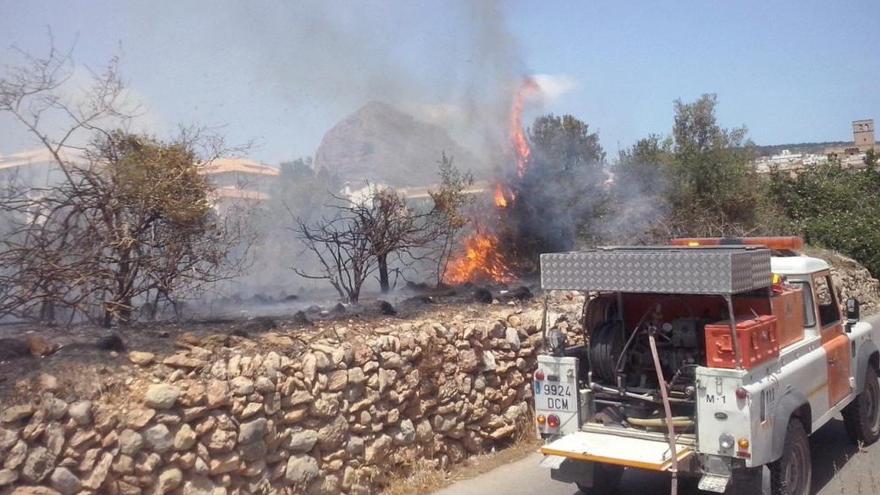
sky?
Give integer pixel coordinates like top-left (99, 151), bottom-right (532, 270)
top-left (1, 0), bottom-right (878, 164)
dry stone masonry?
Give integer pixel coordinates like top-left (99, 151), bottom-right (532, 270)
top-left (0, 304), bottom-right (579, 495)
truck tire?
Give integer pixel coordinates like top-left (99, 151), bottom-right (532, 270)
top-left (575, 463), bottom-right (623, 495)
top-left (842, 366), bottom-right (880, 446)
top-left (769, 420), bottom-right (811, 495)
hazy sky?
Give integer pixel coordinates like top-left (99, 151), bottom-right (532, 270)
top-left (1, 0), bottom-right (878, 164)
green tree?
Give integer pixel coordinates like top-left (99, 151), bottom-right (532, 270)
top-left (428, 153), bottom-right (474, 283)
top-left (512, 114), bottom-right (605, 258)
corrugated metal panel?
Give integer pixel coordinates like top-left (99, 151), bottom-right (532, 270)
top-left (540, 247), bottom-right (771, 294)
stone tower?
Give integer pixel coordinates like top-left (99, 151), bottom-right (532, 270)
top-left (853, 119), bottom-right (875, 152)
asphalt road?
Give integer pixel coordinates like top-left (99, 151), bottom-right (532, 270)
top-left (436, 417), bottom-right (880, 495)
top-left (438, 314), bottom-right (880, 495)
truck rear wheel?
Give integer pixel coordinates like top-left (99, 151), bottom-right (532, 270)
top-left (575, 463), bottom-right (623, 495)
top-left (769, 420), bottom-right (811, 495)
top-left (842, 365), bottom-right (880, 445)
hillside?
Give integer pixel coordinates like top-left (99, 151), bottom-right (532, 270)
top-left (313, 101), bottom-right (480, 187)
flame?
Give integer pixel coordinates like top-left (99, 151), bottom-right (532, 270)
top-left (442, 77), bottom-right (539, 285)
top-left (511, 77), bottom-right (540, 178)
top-left (443, 230), bottom-right (515, 285)
top-left (494, 183), bottom-right (515, 208)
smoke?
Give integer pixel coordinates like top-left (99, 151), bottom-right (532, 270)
top-left (121, 0), bottom-right (527, 167)
top-left (138, 0), bottom-right (530, 297)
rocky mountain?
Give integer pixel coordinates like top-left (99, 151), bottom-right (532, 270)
top-left (314, 101), bottom-right (479, 187)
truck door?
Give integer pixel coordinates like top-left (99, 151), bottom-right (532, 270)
top-left (814, 273), bottom-right (852, 406)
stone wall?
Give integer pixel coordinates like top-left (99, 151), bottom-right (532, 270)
top-left (0, 305), bottom-right (575, 495)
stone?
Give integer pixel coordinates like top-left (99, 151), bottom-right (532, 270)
top-left (144, 384), bottom-right (181, 410)
top-left (415, 420), bottom-right (433, 442)
top-left (393, 419), bottom-right (416, 445)
top-left (26, 334), bottom-right (59, 357)
top-left (81, 452), bottom-right (112, 489)
top-left (287, 429), bottom-right (318, 453)
top-left (302, 354), bottom-right (317, 384)
top-left (326, 370), bottom-right (348, 391)
top-left (163, 353), bottom-right (205, 369)
top-left (365, 434), bottom-right (392, 464)
top-left (119, 429), bottom-right (144, 456)
top-left (240, 402), bottom-right (262, 418)
top-left (143, 424), bottom-right (173, 453)
top-left (505, 327), bottom-right (521, 350)
top-left (44, 398), bottom-right (68, 421)
top-left (316, 415), bottom-right (348, 450)
top-left (10, 488), bottom-right (61, 495)
top-left (49, 467), bottom-right (80, 495)
top-left (125, 408), bottom-right (155, 429)
top-left (0, 468), bottom-right (17, 486)
top-left (135, 452), bottom-right (161, 475)
top-left (285, 454), bottom-right (319, 484)
top-left (1, 404), bottom-right (34, 423)
top-left (67, 401), bottom-right (92, 425)
top-left (255, 376), bottom-right (274, 393)
top-left (380, 352), bottom-right (404, 369)
top-left (230, 377), bottom-right (254, 395)
top-left (282, 409), bottom-right (308, 424)
top-left (0, 427), bottom-right (17, 451)
top-left (206, 380), bottom-right (230, 408)
top-left (288, 390), bottom-right (312, 407)
top-left (174, 424), bottom-right (197, 450)
top-left (157, 467), bottom-right (183, 493)
top-left (209, 453), bottom-right (240, 475)
top-left (347, 367), bottom-right (366, 385)
top-left (111, 454), bottom-right (134, 474)
top-left (459, 349), bottom-right (479, 372)
top-left (45, 423), bottom-right (64, 456)
top-left (206, 428), bottom-right (236, 453)
top-left (4, 440), bottom-right (26, 469)
top-left (345, 436), bottom-right (364, 456)
top-left (22, 446), bottom-right (56, 483)
top-left (307, 473), bottom-right (341, 495)
top-left (182, 474), bottom-right (218, 495)
top-left (238, 417), bottom-right (267, 444)
top-left (128, 351), bottom-right (155, 365)
top-left (38, 373), bottom-right (59, 391)
top-left (239, 439), bottom-right (267, 462)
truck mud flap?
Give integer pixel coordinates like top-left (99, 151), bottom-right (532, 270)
top-left (539, 430), bottom-right (694, 472)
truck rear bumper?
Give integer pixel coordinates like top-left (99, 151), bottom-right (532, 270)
top-left (540, 429), bottom-right (695, 472)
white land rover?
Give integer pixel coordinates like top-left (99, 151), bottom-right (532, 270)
top-left (534, 238), bottom-right (880, 495)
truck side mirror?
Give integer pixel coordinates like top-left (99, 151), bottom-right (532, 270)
top-left (845, 298), bottom-right (860, 332)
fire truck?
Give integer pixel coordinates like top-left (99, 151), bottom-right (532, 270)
top-left (534, 238), bottom-right (880, 495)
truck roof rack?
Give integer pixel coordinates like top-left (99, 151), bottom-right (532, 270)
top-left (540, 246), bottom-right (771, 295)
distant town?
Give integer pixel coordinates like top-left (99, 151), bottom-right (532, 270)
top-left (1, 118), bottom-right (875, 216)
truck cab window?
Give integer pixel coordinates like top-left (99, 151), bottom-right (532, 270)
top-left (814, 275), bottom-right (840, 327)
top-left (791, 281), bottom-right (816, 328)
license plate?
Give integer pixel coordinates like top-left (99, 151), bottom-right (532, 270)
top-left (536, 382), bottom-right (577, 412)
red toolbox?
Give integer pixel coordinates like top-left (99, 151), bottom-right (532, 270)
top-left (705, 315), bottom-right (780, 369)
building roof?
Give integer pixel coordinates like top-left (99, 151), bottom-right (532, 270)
top-left (771, 256), bottom-right (830, 276)
top-left (208, 186), bottom-right (270, 201)
top-left (0, 148), bottom-right (86, 171)
top-left (198, 158), bottom-right (279, 177)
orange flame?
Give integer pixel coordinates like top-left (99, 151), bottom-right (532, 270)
top-left (443, 230), bottom-right (515, 285)
top-left (511, 77), bottom-right (539, 178)
top-left (442, 78), bottom-right (539, 285)
top-left (494, 183), bottom-right (515, 208)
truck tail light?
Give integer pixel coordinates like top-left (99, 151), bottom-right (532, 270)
top-left (737, 438), bottom-right (750, 450)
top-left (547, 414), bottom-right (560, 428)
top-left (534, 370), bottom-right (545, 381)
top-left (735, 387), bottom-right (748, 400)
top-left (536, 415), bottom-right (546, 425)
